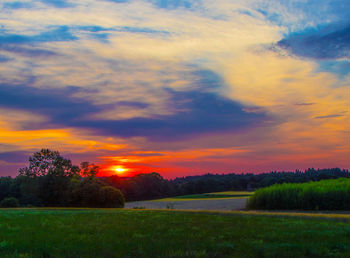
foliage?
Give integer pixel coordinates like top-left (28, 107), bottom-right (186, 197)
top-left (99, 186), bottom-right (125, 208)
top-left (105, 172), bottom-right (176, 201)
top-left (0, 197), bottom-right (19, 208)
top-left (5, 149), bottom-right (125, 208)
top-left (79, 161), bottom-right (99, 177)
top-left (0, 177), bottom-right (13, 201)
top-left (0, 209), bottom-right (350, 257)
top-left (18, 149), bottom-right (79, 177)
top-left (105, 168), bottom-right (350, 201)
top-left (247, 178), bottom-right (350, 210)
top-left (70, 177), bottom-right (124, 208)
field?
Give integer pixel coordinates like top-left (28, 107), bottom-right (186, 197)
top-left (125, 191), bottom-right (251, 210)
top-left (125, 198), bottom-right (248, 210)
top-left (170, 191), bottom-right (253, 200)
top-left (1, 208), bottom-right (350, 257)
top-left (248, 178), bottom-right (350, 210)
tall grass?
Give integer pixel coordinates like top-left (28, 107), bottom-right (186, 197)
top-left (247, 178), bottom-right (350, 210)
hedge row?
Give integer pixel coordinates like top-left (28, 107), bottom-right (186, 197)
top-left (247, 178), bottom-right (350, 210)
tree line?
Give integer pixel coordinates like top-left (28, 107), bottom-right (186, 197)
top-left (0, 149), bottom-right (349, 206)
top-left (104, 167), bottom-right (350, 201)
top-left (0, 149), bottom-right (124, 208)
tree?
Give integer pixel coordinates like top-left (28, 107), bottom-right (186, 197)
top-left (80, 162), bottom-right (99, 177)
top-left (0, 197), bottom-right (19, 208)
top-left (0, 177), bottom-right (13, 201)
top-left (19, 149), bottom-right (79, 178)
top-left (70, 177), bottom-right (104, 207)
top-left (98, 186), bottom-right (125, 208)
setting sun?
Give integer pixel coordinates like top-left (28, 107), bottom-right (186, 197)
top-left (113, 166), bottom-right (128, 175)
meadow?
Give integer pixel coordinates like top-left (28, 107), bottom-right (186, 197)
top-left (170, 191), bottom-right (253, 200)
top-left (125, 191), bottom-right (250, 210)
top-left (1, 208), bottom-right (350, 257)
top-left (248, 178), bottom-right (350, 210)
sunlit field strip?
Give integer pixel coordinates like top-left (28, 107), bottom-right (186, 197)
top-left (152, 196), bottom-right (251, 201)
top-left (151, 191), bottom-right (253, 201)
top-left (209, 191), bottom-right (254, 195)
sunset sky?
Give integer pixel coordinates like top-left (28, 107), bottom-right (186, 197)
top-left (0, 0), bottom-right (349, 178)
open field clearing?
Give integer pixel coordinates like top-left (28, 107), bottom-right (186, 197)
top-left (125, 197), bottom-right (248, 210)
top-left (171, 191), bottom-right (253, 200)
top-left (125, 191), bottom-right (251, 210)
top-left (1, 208), bottom-right (350, 257)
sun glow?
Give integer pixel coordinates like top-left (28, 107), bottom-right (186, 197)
top-left (113, 166), bottom-right (128, 175)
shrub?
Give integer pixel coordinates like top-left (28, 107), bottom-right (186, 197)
top-left (247, 178), bottom-right (350, 210)
top-left (0, 197), bottom-right (20, 208)
top-left (98, 186), bottom-right (125, 208)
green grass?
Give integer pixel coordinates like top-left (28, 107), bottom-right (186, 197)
top-left (248, 178), bottom-right (350, 210)
top-left (1, 209), bottom-right (350, 257)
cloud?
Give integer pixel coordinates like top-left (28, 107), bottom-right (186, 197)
top-left (0, 80), bottom-right (267, 141)
top-left (318, 60), bottom-right (350, 78)
top-left (294, 103), bottom-right (315, 106)
top-left (0, 83), bottom-right (100, 129)
top-left (314, 114), bottom-right (345, 119)
top-left (278, 23), bottom-right (350, 59)
top-left (0, 45), bottom-right (57, 57)
top-left (0, 151), bottom-right (29, 164)
top-left (0, 55), bottom-right (12, 62)
top-left (74, 88), bottom-right (267, 140)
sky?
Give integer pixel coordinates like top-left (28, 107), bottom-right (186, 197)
top-left (0, 0), bottom-right (349, 178)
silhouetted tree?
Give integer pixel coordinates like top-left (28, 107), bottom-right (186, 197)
top-left (19, 149), bottom-right (79, 177)
top-left (80, 162), bottom-right (99, 177)
top-left (0, 197), bottom-right (19, 207)
top-left (13, 149), bottom-right (125, 208)
top-left (0, 177), bottom-right (13, 201)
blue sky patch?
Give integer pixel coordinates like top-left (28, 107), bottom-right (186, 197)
top-left (0, 26), bottom-right (78, 45)
top-left (3, 1), bottom-right (33, 9)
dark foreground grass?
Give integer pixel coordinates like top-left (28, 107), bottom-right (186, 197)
top-left (1, 209), bottom-right (350, 257)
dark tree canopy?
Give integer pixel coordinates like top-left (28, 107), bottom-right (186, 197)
top-left (8, 149), bottom-right (125, 208)
top-left (80, 161), bottom-right (99, 178)
top-left (19, 149), bottom-right (79, 177)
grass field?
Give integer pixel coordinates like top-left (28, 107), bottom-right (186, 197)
top-left (1, 208), bottom-right (350, 257)
top-left (154, 191), bottom-right (253, 201)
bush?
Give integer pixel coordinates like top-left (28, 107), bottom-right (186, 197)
top-left (0, 197), bottom-right (20, 208)
top-left (98, 186), bottom-right (125, 208)
top-left (247, 178), bottom-right (350, 210)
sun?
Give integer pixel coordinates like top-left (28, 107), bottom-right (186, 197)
top-left (113, 166), bottom-right (128, 175)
